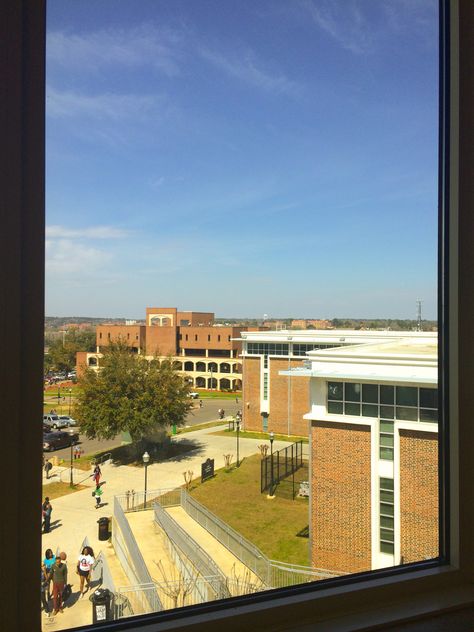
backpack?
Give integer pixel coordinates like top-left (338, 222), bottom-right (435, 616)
top-left (62, 584), bottom-right (72, 602)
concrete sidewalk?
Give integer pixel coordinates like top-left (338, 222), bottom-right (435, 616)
top-left (41, 424), bottom-right (294, 629)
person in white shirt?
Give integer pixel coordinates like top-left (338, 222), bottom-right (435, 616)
top-left (76, 546), bottom-right (95, 595)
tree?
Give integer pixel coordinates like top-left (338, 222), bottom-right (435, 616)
top-left (46, 327), bottom-right (96, 373)
top-left (74, 341), bottom-right (193, 441)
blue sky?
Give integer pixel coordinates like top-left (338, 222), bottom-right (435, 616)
top-left (46, 0), bottom-right (438, 320)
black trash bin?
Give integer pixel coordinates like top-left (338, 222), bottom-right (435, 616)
top-left (97, 516), bottom-right (110, 541)
top-left (90, 588), bottom-right (114, 623)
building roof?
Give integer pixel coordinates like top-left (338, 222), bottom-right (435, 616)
top-left (280, 337), bottom-right (438, 385)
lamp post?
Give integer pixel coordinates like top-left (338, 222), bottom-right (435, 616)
top-left (68, 388), bottom-right (72, 415)
top-left (269, 431), bottom-right (274, 497)
top-left (142, 451), bottom-right (150, 508)
top-left (69, 441), bottom-right (74, 488)
top-left (57, 387), bottom-right (61, 411)
top-left (236, 418), bottom-right (240, 467)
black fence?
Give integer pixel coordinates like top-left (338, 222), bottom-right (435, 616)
top-left (261, 440), bottom-right (304, 493)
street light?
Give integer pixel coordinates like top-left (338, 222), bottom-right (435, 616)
top-left (68, 388), bottom-right (72, 415)
top-left (142, 451), bottom-right (150, 508)
top-left (269, 431), bottom-right (275, 497)
top-left (236, 418), bottom-right (241, 467)
top-left (57, 386), bottom-right (61, 411)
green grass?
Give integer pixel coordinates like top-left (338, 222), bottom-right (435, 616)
top-left (212, 429), bottom-right (308, 444)
top-left (194, 390), bottom-right (241, 400)
top-left (189, 454), bottom-right (310, 566)
top-left (176, 419), bottom-right (227, 434)
top-left (42, 482), bottom-right (86, 499)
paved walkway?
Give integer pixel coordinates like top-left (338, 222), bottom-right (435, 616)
top-left (41, 424), bottom-right (296, 630)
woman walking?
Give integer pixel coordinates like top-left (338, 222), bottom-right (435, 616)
top-left (77, 546), bottom-right (95, 595)
top-left (51, 552), bottom-right (68, 615)
top-left (93, 481), bottom-right (105, 508)
top-left (92, 463), bottom-right (101, 486)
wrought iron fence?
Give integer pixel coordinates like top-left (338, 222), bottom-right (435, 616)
top-left (112, 497), bottom-right (162, 613)
top-left (261, 440), bottom-right (304, 493)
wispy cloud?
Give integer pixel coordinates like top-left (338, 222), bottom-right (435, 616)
top-left (300, 0), bottom-right (375, 54)
top-left (46, 86), bottom-right (157, 120)
top-left (198, 47), bottom-right (300, 97)
top-left (47, 25), bottom-right (183, 76)
top-left (46, 238), bottom-right (113, 276)
top-left (46, 225), bottom-right (131, 240)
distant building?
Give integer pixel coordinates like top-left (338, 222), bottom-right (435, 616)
top-left (281, 336), bottom-right (438, 573)
top-left (290, 319), bottom-right (332, 330)
top-left (77, 306), bottom-right (262, 391)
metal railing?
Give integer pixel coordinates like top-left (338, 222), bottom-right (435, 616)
top-left (112, 497), bottom-right (162, 613)
top-left (115, 487), bottom-right (181, 513)
top-left (153, 501), bottom-right (230, 600)
top-left (180, 489), bottom-right (344, 587)
top-left (180, 489), bottom-right (269, 582)
top-left (91, 551), bottom-right (117, 594)
top-left (115, 583), bottom-right (155, 619)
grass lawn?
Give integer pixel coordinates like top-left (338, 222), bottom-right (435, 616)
top-left (189, 454), bottom-right (310, 566)
top-left (194, 391), bottom-right (241, 400)
top-left (212, 429), bottom-right (308, 444)
top-left (176, 420), bottom-right (227, 434)
top-left (42, 482), bottom-right (86, 499)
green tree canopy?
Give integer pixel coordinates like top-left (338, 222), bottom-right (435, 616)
top-left (46, 328), bottom-right (96, 372)
top-left (73, 342), bottom-right (193, 441)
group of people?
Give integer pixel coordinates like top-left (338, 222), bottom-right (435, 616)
top-left (41, 546), bottom-right (95, 617)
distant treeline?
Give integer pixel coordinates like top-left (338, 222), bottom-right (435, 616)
top-left (214, 318), bottom-right (437, 331)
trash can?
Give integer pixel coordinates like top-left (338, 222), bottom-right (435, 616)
top-left (97, 516), bottom-right (110, 541)
top-left (90, 588), bottom-right (114, 623)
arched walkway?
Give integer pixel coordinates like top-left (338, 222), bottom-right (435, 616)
top-left (220, 363), bottom-right (231, 373)
top-left (220, 378), bottom-right (231, 390)
top-left (196, 377), bottom-right (206, 388)
top-left (196, 361), bottom-right (206, 372)
top-left (184, 361), bottom-right (194, 371)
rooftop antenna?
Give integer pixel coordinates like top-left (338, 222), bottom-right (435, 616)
top-left (416, 299), bottom-right (422, 331)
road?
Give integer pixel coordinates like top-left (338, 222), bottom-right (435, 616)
top-left (46, 398), bottom-right (241, 461)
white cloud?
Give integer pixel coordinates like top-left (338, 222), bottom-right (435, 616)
top-left (46, 86), bottom-right (157, 120)
top-left (198, 47), bottom-right (300, 97)
top-left (45, 238), bottom-right (113, 276)
top-left (301, 0), bottom-right (375, 54)
top-left (47, 25), bottom-right (183, 76)
top-left (46, 225), bottom-right (130, 240)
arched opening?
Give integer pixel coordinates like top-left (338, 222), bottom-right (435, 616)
top-left (233, 363), bottom-right (242, 373)
top-left (208, 362), bottom-right (218, 373)
top-left (208, 377), bottom-right (217, 389)
top-left (88, 357), bottom-right (98, 366)
top-left (173, 361), bottom-right (183, 370)
top-left (184, 361), bottom-right (194, 371)
top-left (196, 377), bottom-right (206, 388)
top-left (196, 361), bottom-right (206, 372)
top-left (233, 379), bottom-right (242, 391)
top-left (220, 378), bottom-right (231, 390)
top-left (220, 362), bottom-right (231, 373)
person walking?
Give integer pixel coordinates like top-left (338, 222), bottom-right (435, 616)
top-left (92, 463), bottom-right (101, 485)
top-left (51, 552), bottom-right (68, 615)
top-left (93, 482), bottom-right (105, 508)
top-left (44, 459), bottom-right (52, 479)
top-left (42, 497), bottom-right (52, 533)
top-left (77, 546), bottom-right (95, 595)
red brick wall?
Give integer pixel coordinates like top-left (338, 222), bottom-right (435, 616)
top-left (242, 356), bottom-right (310, 436)
top-left (399, 430), bottom-right (439, 563)
top-left (269, 358), bottom-right (310, 436)
top-left (145, 326), bottom-right (178, 356)
top-left (311, 421), bottom-right (372, 573)
top-left (242, 357), bottom-right (262, 430)
top-left (96, 325), bottom-right (145, 350)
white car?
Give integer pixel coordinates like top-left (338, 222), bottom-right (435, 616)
top-left (188, 392), bottom-right (199, 399)
top-left (58, 415), bottom-right (77, 427)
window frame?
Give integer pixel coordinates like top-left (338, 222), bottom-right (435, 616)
top-left (4, 1), bottom-right (474, 630)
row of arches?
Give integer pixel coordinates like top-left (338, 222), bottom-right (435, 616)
top-left (178, 361), bottom-right (242, 373)
top-left (188, 377), bottom-right (242, 390)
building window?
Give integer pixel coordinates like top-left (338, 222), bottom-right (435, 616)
top-left (218, 335), bottom-right (221, 342)
top-left (99, 332), bottom-right (102, 339)
top-left (327, 382), bottom-right (438, 423)
top-left (379, 477), bottom-right (395, 555)
top-left (195, 334), bottom-right (198, 341)
top-left (208, 334), bottom-right (211, 341)
top-left (185, 334), bottom-right (188, 341)
top-left (247, 342), bottom-right (289, 356)
top-left (263, 372), bottom-right (268, 400)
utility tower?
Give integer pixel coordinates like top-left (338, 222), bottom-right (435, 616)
top-left (416, 299), bottom-right (422, 331)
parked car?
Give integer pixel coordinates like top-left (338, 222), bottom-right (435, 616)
top-left (58, 415), bottom-right (77, 427)
top-left (43, 430), bottom-right (79, 452)
top-left (188, 392), bottom-right (199, 399)
top-left (67, 371), bottom-right (76, 379)
top-left (43, 414), bottom-right (69, 430)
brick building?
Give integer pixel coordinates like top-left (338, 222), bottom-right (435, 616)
top-left (282, 337), bottom-right (438, 573)
top-left (240, 329), bottom-right (435, 437)
top-left (77, 306), bottom-right (260, 391)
